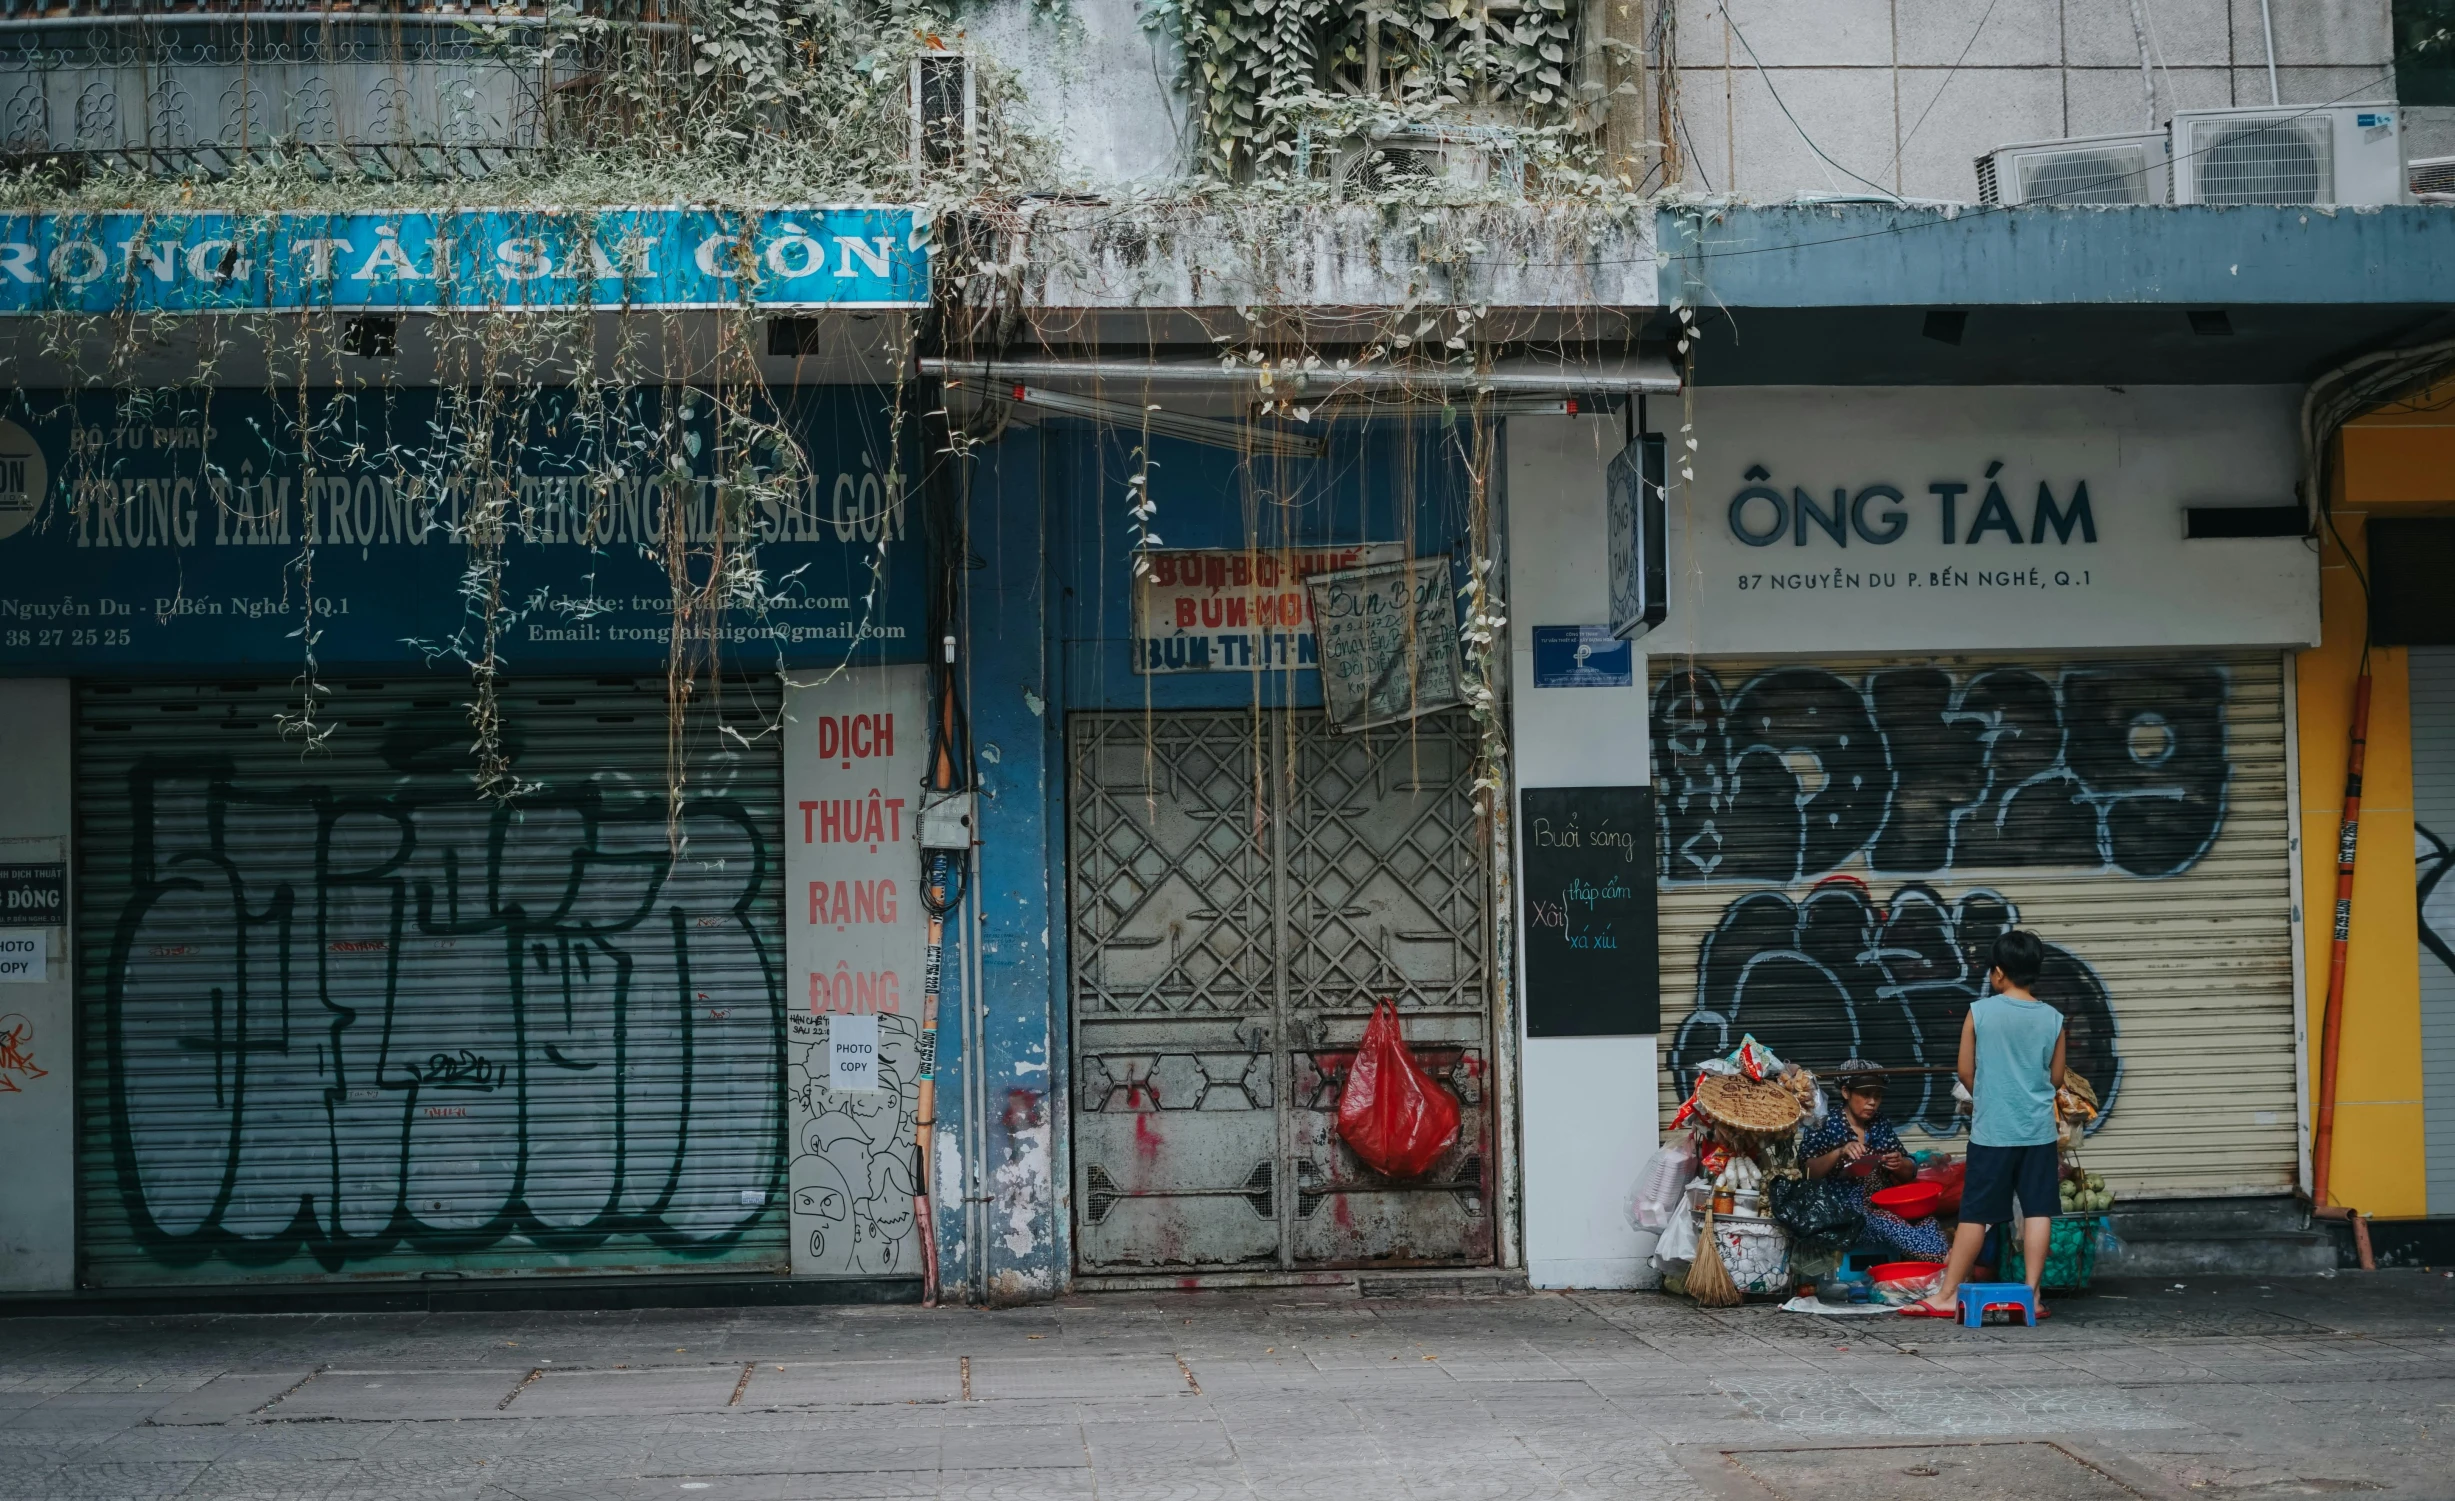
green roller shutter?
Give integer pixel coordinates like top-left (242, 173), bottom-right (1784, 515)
top-left (1651, 651), bottom-right (2299, 1198)
top-left (75, 675), bottom-right (789, 1287)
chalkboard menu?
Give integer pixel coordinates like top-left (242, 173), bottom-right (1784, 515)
top-left (1519, 786), bottom-right (1658, 1037)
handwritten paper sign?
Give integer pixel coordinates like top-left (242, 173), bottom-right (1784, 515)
top-left (829, 1011), bottom-right (881, 1092)
top-left (1518, 787), bottom-right (1657, 1036)
top-left (1305, 556), bottom-right (1464, 732)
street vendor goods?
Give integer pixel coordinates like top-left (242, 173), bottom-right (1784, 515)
top-left (1692, 1071), bottom-right (1805, 1138)
top-left (1653, 1036), bottom-right (1825, 1305)
top-left (1868, 1181), bottom-right (1942, 1221)
top-left (2059, 1170), bottom-right (2114, 1213)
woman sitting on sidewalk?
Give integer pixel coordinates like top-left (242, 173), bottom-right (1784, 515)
top-left (1801, 1059), bottom-right (1949, 1262)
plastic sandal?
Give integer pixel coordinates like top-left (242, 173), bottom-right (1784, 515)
top-left (1898, 1300), bottom-right (1958, 1318)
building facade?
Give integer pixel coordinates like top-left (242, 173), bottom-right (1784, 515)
top-left (1, 0), bottom-right (2451, 1301)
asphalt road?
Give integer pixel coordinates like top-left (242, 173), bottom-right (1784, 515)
top-left (6, 1273), bottom-right (2455, 1499)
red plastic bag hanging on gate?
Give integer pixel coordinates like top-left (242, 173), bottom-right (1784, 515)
top-left (1337, 1001), bottom-right (1462, 1179)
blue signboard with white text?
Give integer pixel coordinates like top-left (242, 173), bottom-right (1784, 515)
top-left (0, 386), bottom-right (925, 674)
top-left (0, 206), bottom-right (927, 314)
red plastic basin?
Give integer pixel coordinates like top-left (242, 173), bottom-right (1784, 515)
top-left (1868, 1259), bottom-right (1944, 1284)
top-left (1869, 1181), bottom-right (1944, 1220)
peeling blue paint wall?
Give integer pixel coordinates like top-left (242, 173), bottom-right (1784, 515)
top-left (964, 423), bottom-right (1068, 1301)
top-left (1044, 416), bottom-right (1484, 714)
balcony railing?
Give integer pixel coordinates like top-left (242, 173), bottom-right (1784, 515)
top-left (0, 0), bottom-right (685, 176)
top-left (0, 0), bottom-right (672, 25)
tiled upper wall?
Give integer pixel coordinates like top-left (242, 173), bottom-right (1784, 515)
top-left (1668, 0), bottom-right (2398, 200)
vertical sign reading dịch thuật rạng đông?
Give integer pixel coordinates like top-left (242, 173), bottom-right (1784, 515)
top-left (785, 666), bottom-right (930, 1277)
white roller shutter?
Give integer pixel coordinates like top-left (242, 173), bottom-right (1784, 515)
top-left (2409, 648), bottom-right (2455, 1214)
top-left (1650, 651), bottom-right (2297, 1198)
top-left (75, 675), bottom-right (789, 1287)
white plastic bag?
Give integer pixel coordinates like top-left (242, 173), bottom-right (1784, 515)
top-left (1653, 1205), bottom-right (1700, 1265)
top-left (1627, 1129), bottom-right (1701, 1230)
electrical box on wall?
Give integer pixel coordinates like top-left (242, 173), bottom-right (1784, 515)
top-left (919, 792), bottom-right (975, 850)
top-left (1608, 432), bottom-right (1668, 641)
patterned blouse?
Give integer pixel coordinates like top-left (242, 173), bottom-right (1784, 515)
top-left (1800, 1101), bottom-right (1948, 1259)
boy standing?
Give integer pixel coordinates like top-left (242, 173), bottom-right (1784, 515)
top-left (1905, 929), bottom-right (2068, 1320)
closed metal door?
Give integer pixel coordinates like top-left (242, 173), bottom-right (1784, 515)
top-left (1649, 652), bottom-right (2298, 1198)
top-left (1068, 709), bottom-right (1493, 1272)
top-left (75, 676), bottom-right (789, 1286)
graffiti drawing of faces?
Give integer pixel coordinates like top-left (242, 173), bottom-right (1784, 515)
top-left (793, 1016), bottom-right (919, 1274)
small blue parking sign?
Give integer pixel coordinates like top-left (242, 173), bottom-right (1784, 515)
top-left (1530, 626), bottom-right (1633, 688)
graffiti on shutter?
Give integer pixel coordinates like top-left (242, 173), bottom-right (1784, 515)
top-left (78, 679), bottom-right (789, 1284)
top-left (1652, 654), bottom-right (2298, 1194)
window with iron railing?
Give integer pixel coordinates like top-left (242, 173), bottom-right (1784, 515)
top-left (0, 0), bottom-right (670, 23)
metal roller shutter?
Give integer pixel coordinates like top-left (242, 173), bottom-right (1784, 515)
top-left (2410, 648), bottom-right (2455, 1214)
top-left (1650, 651), bottom-right (2298, 1198)
top-left (75, 675), bottom-right (789, 1287)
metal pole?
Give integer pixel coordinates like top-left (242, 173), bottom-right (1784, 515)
top-left (915, 865), bottom-right (944, 1307)
top-left (2313, 662), bottom-right (2372, 1208)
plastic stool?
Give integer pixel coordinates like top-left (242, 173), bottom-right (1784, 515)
top-left (1955, 1281), bottom-right (2037, 1328)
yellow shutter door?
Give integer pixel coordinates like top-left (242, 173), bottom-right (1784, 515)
top-left (1650, 651), bottom-right (2298, 1197)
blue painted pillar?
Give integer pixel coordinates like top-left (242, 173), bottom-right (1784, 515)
top-left (958, 424), bottom-right (1067, 1301)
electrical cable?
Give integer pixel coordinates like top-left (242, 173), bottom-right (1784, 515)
top-left (1891, 0), bottom-right (2003, 174)
top-left (1709, 0), bottom-right (1906, 204)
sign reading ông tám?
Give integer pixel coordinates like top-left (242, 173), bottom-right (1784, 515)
top-left (0, 206), bottom-right (927, 314)
top-left (1131, 544), bottom-right (1402, 674)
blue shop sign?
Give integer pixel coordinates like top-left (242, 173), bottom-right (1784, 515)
top-left (1530, 625), bottom-right (1633, 688)
top-left (0, 206), bottom-right (927, 314)
top-left (0, 386), bottom-right (925, 673)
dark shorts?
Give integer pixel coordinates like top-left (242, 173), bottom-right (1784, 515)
top-left (1962, 1141), bottom-right (2061, 1224)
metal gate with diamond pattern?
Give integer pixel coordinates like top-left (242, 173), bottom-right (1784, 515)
top-left (1067, 709), bottom-right (1495, 1272)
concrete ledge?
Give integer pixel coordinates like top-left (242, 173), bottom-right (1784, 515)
top-left (1022, 201), bottom-right (1656, 312)
top-left (2099, 1194), bottom-right (2340, 1278)
top-left (0, 1273), bottom-right (922, 1319)
top-left (1663, 202), bottom-right (2455, 309)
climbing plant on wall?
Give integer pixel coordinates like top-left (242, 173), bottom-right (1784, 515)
top-left (1140, 0), bottom-right (1589, 177)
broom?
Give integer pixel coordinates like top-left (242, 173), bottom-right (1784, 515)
top-left (1685, 1205), bottom-right (1743, 1308)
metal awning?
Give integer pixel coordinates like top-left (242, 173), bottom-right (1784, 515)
top-left (918, 353), bottom-right (1680, 396)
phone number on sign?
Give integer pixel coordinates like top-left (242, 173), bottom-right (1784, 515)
top-left (4, 628), bottom-right (132, 647)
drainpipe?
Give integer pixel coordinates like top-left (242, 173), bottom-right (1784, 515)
top-left (2312, 659), bottom-right (2371, 1211)
top-left (2123, 0), bottom-right (2159, 128)
top-left (2258, 0), bottom-right (2281, 106)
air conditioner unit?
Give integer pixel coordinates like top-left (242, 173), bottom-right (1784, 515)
top-left (2414, 154), bottom-right (2455, 200)
top-left (2170, 103), bottom-right (2408, 207)
top-left (909, 47), bottom-right (974, 183)
top-left (1976, 132), bottom-right (2169, 206)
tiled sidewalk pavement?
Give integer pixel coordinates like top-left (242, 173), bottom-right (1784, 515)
top-left (6, 1274), bottom-right (2455, 1500)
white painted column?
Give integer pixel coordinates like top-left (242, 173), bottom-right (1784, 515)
top-left (0, 680), bottom-right (73, 1292)
top-left (1506, 417), bottom-right (1661, 1290)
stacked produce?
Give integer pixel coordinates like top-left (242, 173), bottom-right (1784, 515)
top-left (2060, 1169), bottom-right (2113, 1213)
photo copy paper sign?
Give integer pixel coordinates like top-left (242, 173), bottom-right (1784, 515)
top-left (829, 1012), bottom-right (881, 1093)
top-left (0, 928), bottom-right (44, 982)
